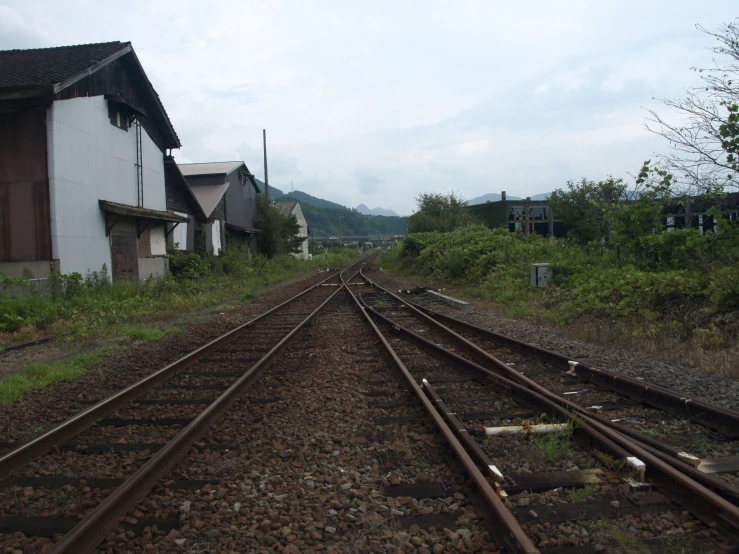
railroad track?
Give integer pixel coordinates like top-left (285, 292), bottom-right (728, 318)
top-left (349, 265), bottom-right (739, 553)
top-left (0, 258), bottom-right (370, 552)
top-left (3, 255), bottom-right (739, 552)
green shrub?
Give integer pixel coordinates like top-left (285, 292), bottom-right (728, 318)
top-left (396, 225), bottom-right (737, 328)
top-left (169, 251), bottom-right (211, 280)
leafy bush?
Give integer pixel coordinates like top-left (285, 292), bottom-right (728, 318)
top-left (406, 192), bottom-right (477, 234)
top-left (169, 251), bottom-right (211, 280)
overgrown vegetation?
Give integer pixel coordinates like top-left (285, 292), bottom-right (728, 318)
top-left (0, 247), bottom-right (357, 343)
top-left (389, 222), bottom-right (739, 370)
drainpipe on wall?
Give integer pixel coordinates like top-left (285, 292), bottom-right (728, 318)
top-left (44, 109), bottom-right (55, 274)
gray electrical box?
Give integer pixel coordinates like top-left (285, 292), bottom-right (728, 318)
top-left (530, 263), bottom-right (553, 288)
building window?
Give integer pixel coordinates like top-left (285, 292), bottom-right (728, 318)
top-left (108, 105), bottom-right (129, 131)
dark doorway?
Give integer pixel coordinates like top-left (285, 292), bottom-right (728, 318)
top-left (111, 233), bottom-right (139, 281)
top-left (0, 110), bottom-right (52, 262)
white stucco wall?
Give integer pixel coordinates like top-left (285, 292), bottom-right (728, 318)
top-left (291, 204), bottom-right (310, 260)
top-left (46, 96), bottom-right (167, 276)
top-left (212, 221), bottom-right (222, 255)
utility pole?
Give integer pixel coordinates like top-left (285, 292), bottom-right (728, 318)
top-left (263, 129), bottom-right (269, 202)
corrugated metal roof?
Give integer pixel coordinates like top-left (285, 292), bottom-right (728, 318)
top-left (188, 182), bottom-right (230, 218)
top-left (274, 200), bottom-right (297, 216)
top-left (179, 161), bottom-right (244, 176)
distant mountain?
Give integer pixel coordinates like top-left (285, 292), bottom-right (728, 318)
top-left (300, 204), bottom-right (406, 237)
top-left (280, 191), bottom-right (347, 210)
top-left (356, 204), bottom-right (400, 217)
top-left (252, 180), bottom-right (406, 236)
top-left (253, 180), bottom-right (348, 210)
top-left (530, 192), bottom-right (551, 200)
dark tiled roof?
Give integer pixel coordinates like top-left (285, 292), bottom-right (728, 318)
top-left (0, 41), bottom-right (129, 89)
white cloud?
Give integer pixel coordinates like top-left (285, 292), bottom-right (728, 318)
top-left (1, 0), bottom-right (737, 214)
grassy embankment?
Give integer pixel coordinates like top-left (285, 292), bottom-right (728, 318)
top-left (383, 225), bottom-right (739, 378)
top-left (0, 249), bottom-right (359, 404)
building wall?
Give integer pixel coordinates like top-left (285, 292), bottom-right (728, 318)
top-left (224, 171), bottom-right (258, 230)
top-left (292, 204), bottom-right (310, 259)
top-left (46, 96), bottom-right (166, 276)
top-left (138, 256), bottom-right (168, 280)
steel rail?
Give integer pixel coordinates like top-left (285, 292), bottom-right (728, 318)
top-left (341, 272), bottom-right (540, 554)
top-left (358, 271), bottom-right (739, 527)
top-left (358, 296), bottom-right (633, 461)
top-left (50, 269), bottom-right (356, 553)
top-left (369, 282), bottom-right (739, 502)
top-left (0, 269), bottom-right (349, 482)
top-left (408, 300), bottom-right (739, 434)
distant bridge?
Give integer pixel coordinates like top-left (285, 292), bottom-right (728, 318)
top-left (313, 234), bottom-right (405, 244)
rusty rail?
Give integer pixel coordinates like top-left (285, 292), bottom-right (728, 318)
top-left (341, 271), bottom-right (540, 553)
top-left (390, 288), bottom-right (739, 501)
top-left (358, 270), bottom-right (739, 529)
top-left (51, 274), bottom-right (352, 552)
top-left (409, 301), bottom-right (739, 434)
top-left (0, 269), bottom-right (351, 482)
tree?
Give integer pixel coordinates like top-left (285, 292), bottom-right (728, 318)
top-left (548, 177), bottom-right (627, 244)
top-left (406, 192), bottom-right (477, 234)
top-left (255, 198), bottom-right (301, 258)
top-left (646, 20), bottom-right (739, 194)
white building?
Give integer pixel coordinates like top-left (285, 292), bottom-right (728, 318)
top-left (0, 41), bottom-right (201, 281)
top-left (274, 200), bottom-right (310, 259)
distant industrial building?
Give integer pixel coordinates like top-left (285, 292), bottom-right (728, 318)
top-left (466, 190), bottom-right (739, 239)
top-left (466, 191), bottom-right (566, 238)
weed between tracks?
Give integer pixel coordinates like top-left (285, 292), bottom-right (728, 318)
top-left (568, 483), bottom-right (595, 502)
top-left (529, 420), bottom-right (574, 462)
top-left (0, 348), bottom-right (113, 405)
top-left (597, 520), bottom-right (650, 554)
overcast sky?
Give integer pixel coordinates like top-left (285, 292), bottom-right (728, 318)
top-left (1, 1), bottom-right (737, 214)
